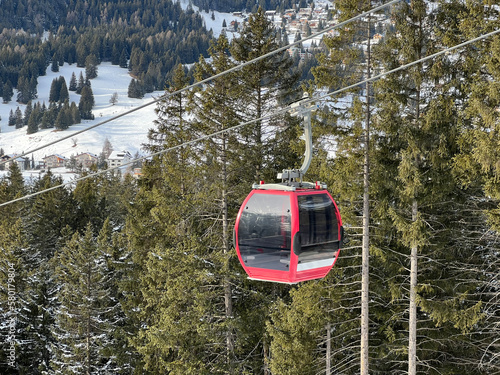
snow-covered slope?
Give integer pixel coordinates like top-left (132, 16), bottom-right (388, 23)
top-left (0, 63), bottom-right (162, 162)
top-left (0, 2), bottom-right (241, 164)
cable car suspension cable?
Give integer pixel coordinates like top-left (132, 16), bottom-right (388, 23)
top-left (1, 28), bottom-right (499, 208)
top-left (0, 0), bottom-right (402, 168)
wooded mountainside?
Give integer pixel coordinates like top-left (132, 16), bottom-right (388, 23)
top-left (0, 0), bottom-right (212, 106)
top-left (1, 1), bottom-right (499, 375)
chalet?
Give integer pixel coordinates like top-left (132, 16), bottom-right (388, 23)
top-left (107, 150), bottom-right (132, 169)
top-left (133, 167), bottom-right (143, 179)
top-left (298, 7), bottom-right (312, 17)
top-left (75, 152), bottom-right (98, 169)
top-left (0, 155), bottom-right (10, 171)
top-left (372, 33), bottom-right (383, 44)
top-left (2, 154), bottom-right (29, 171)
top-left (228, 20), bottom-right (241, 32)
top-left (43, 154), bottom-right (67, 169)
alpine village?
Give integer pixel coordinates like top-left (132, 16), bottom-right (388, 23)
top-left (0, 0), bottom-right (498, 374)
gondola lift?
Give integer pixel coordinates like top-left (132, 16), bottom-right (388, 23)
top-left (234, 94), bottom-right (344, 284)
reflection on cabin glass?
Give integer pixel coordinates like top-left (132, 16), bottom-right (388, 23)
top-left (237, 194), bottom-right (291, 271)
top-left (296, 194), bottom-right (340, 271)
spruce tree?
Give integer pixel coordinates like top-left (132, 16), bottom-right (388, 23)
top-left (2, 81), bottom-right (13, 103)
top-left (51, 222), bottom-right (121, 374)
top-left (85, 54), bottom-right (99, 80)
top-left (231, 6), bottom-right (300, 182)
top-left (79, 85), bottom-right (95, 120)
top-left (8, 109), bottom-right (15, 127)
top-left (76, 72), bottom-right (85, 94)
top-left (443, 1), bottom-right (500, 371)
top-left (26, 111), bottom-right (38, 134)
top-left (14, 107), bottom-right (23, 129)
top-left (69, 72), bottom-right (77, 91)
top-left (370, 1), bottom-right (494, 373)
top-left (311, 1), bottom-right (382, 372)
top-left (49, 77), bottom-right (61, 103)
top-left (18, 172), bottom-right (77, 373)
top-left (0, 164), bottom-right (31, 374)
top-left (58, 77), bottom-right (69, 103)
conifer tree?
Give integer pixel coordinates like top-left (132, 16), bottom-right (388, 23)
top-left (0, 164), bottom-right (33, 374)
top-left (2, 81), bottom-right (13, 103)
top-left (51, 55), bottom-right (59, 72)
top-left (26, 111), bottom-right (38, 134)
top-left (76, 72), bottom-right (85, 94)
top-left (51, 222), bottom-right (123, 374)
top-left (49, 77), bottom-right (61, 103)
top-left (8, 109), bottom-right (15, 127)
top-left (14, 107), bottom-right (23, 129)
top-left (370, 1), bottom-right (494, 373)
top-left (69, 72), bottom-right (77, 91)
top-left (55, 103), bottom-right (71, 130)
top-left (17, 172), bottom-right (77, 373)
top-left (119, 49), bottom-right (128, 68)
top-left (231, 6), bottom-right (300, 182)
top-left (442, 1), bottom-right (500, 371)
top-left (190, 35), bottom-right (242, 369)
top-left (311, 1), bottom-right (381, 372)
top-left (79, 85), bottom-right (95, 120)
top-left (85, 54), bottom-right (99, 79)
top-left (130, 34), bottom-right (245, 373)
top-left (23, 101), bottom-right (32, 126)
top-left (58, 77), bottom-right (69, 103)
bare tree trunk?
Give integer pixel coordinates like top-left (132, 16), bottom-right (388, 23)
top-left (408, 67), bottom-right (421, 374)
top-left (221, 133), bottom-right (234, 365)
top-left (326, 322), bottom-right (331, 375)
top-left (264, 338), bottom-right (270, 375)
top-left (408, 199), bottom-right (418, 375)
top-left (361, 15), bottom-right (371, 375)
top-left (86, 262), bottom-right (91, 375)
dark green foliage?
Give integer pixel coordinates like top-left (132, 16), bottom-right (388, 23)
top-left (68, 72), bottom-right (77, 91)
top-left (51, 222), bottom-right (125, 374)
top-left (14, 107), bottom-right (23, 129)
top-left (2, 81), bottom-right (14, 103)
top-left (0, 2), bottom-right (497, 374)
top-left (0, 0), bottom-right (213, 101)
top-left (85, 54), bottom-right (99, 80)
top-left (127, 79), bottom-right (144, 99)
top-left (49, 76), bottom-right (68, 103)
top-left (231, 7), bottom-right (301, 182)
top-left (79, 85), bottom-right (95, 120)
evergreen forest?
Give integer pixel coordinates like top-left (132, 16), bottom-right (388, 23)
top-left (0, 0), bottom-right (212, 106)
top-left (0, 1), bottom-right (499, 375)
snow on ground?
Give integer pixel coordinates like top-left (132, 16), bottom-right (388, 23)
top-left (0, 2), bottom-right (336, 183)
top-left (0, 62), bottom-right (162, 162)
top-left (0, 3), bottom-right (235, 166)
top-left (179, 0), bottom-right (245, 41)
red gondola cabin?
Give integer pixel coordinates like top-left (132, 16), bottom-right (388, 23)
top-left (234, 184), bottom-right (343, 284)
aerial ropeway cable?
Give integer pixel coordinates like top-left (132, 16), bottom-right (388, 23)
top-left (0, 0), bottom-right (402, 168)
top-left (1, 27), bottom-right (499, 218)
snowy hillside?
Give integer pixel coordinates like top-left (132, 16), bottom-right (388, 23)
top-left (0, 63), bottom-right (163, 163)
top-left (0, 0), bottom-right (333, 174)
top-left (0, 1), bottom-right (237, 167)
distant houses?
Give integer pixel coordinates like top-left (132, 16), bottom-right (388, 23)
top-left (0, 150), bottom-right (139, 174)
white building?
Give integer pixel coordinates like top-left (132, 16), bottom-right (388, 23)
top-left (107, 150), bottom-right (132, 169)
